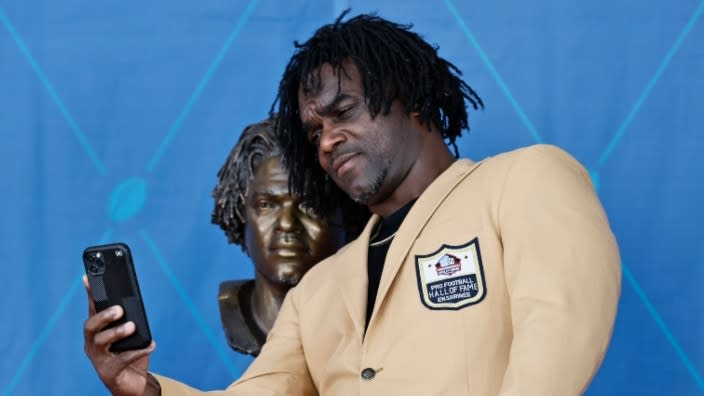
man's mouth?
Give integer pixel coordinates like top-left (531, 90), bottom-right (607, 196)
top-left (271, 234), bottom-right (308, 257)
top-left (271, 243), bottom-right (308, 257)
top-left (272, 247), bottom-right (306, 258)
top-left (332, 152), bottom-right (359, 177)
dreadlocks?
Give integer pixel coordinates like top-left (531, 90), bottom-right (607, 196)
top-left (272, 10), bottom-right (483, 217)
top-left (212, 115), bottom-right (281, 251)
top-left (212, 114), bottom-right (369, 252)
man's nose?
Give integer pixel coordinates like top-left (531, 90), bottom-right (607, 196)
top-left (318, 123), bottom-right (346, 163)
top-left (277, 202), bottom-right (302, 233)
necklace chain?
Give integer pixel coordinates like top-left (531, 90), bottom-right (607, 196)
top-left (369, 223), bottom-right (397, 247)
top-left (369, 231), bottom-right (397, 247)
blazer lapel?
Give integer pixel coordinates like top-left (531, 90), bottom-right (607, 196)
top-left (368, 159), bottom-right (483, 330)
top-left (337, 215), bottom-right (381, 337)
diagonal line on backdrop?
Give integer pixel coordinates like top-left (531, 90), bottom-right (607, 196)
top-left (0, 7), bottom-right (107, 176)
top-left (598, 0), bottom-right (704, 167)
top-left (2, 228), bottom-right (113, 396)
top-left (139, 229), bottom-right (241, 377)
top-left (623, 262), bottom-right (704, 392)
top-left (444, 0), bottom-right (543, 144)
top-left (145, 0), bottom-right (260, 173)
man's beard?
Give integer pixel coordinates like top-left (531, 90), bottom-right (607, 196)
top-left (274, 265), bottom-right (306, 287)
top-left (353, 165), bottom-right (389, 205)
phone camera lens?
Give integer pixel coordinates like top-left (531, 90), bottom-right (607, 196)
top-left (87, 255), bottom-right (105, 275)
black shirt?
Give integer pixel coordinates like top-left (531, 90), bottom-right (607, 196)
top-left (365, 199), bottom-right (417, 332)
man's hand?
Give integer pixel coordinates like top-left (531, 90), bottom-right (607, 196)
top-left (83, 275), bottom-right (159, 396)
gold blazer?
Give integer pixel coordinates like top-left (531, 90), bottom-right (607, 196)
top-left (156, 144), bottom-right (621, 396)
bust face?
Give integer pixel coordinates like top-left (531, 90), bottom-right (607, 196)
top-left (244, 156), bottom-right (344, 288)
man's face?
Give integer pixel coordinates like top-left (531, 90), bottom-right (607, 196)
top-left (244, 156), bottom-right (343, 288)
top-left (298, 61), bottom-right (423, 205)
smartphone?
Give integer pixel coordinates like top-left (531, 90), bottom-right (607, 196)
top-left (82, 242), bottom-right (152, 352)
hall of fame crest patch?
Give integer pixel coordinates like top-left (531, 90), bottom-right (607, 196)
top-left (414, 238), bottom-right (487, 310)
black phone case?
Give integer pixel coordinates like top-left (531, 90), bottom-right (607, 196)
top-left (83, 242), bottom-right (152, 352)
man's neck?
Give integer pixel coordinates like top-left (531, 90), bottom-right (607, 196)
top-left (250, 275), bottom-right (288, 334)
top-left (368, 147), bottom-right (455, 218)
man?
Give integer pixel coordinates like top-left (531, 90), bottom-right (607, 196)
top-left (83, 12), bottom-right (621, 395)
top-left (211, 115), bottom-right (365, 356)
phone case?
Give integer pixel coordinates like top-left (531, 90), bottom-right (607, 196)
top-left (83, 242), bottom-right (152, 352)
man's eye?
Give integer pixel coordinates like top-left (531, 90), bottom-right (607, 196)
top-left (337, 107), bottom-right (351, 118)
top-left (309, 130), bottom-right (322, 146)
top-left (256, 200), bottom-right (274, 209)
top-left (298, 202), bottom-right (319, 218)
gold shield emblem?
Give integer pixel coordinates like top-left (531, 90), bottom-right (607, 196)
top-left (414, 238), bottom-right (487, 310)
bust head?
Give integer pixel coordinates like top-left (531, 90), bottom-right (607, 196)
top-left (243, 154), bottom-right (344, 287)
top-left (212, 115), bottom-right (348, 287)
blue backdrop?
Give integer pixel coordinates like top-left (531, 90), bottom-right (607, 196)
top-left (1, 0), bottom-right (703, 395)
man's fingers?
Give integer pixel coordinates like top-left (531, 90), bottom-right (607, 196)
top-left (94, 341), bottom-right (155, 388)
top-left (93, 321), bottom-right (135, 349)
top-left (83, 275), bottom-right (96, 316)
top-left (84, 305), bottom-right (123, 338)
top-left (116, 341), bottom-right (156, 367)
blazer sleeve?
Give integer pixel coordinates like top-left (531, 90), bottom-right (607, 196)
top-left (153, 284), bottom-right (317, 395)
top-left (497, 145), bottom-right (621, 395)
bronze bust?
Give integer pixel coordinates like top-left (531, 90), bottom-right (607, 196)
top-left (212, 115), bottom-right (367, 356)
